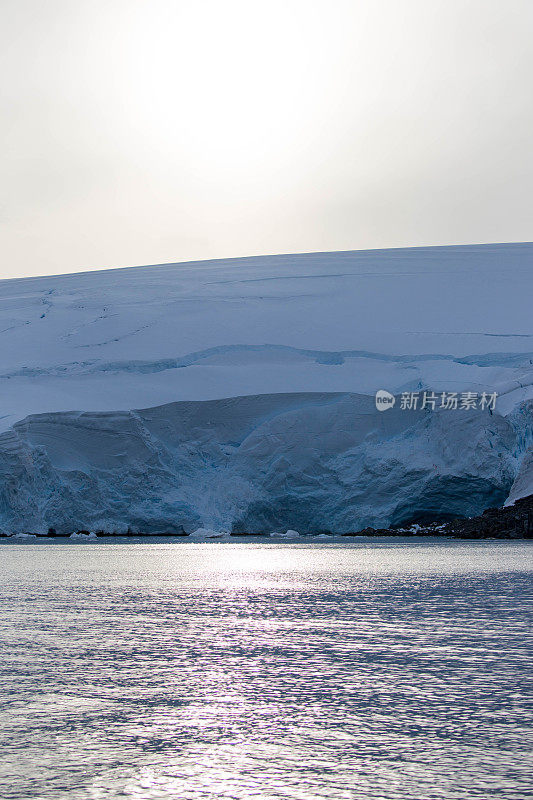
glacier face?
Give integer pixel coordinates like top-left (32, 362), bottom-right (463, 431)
top-left (0, 393), bottom-right (529, 535)
top-left (0, 243), bottom-right (532, 533)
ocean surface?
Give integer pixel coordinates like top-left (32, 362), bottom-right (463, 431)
top-left (0, 538), bottom-right (531, 800)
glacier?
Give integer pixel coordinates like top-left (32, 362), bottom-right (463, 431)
top-left (0, 242), bottom-right (532, 534)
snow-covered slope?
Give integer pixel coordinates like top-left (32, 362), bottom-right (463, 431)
top-left (1, 243), bottom-right (532, 533)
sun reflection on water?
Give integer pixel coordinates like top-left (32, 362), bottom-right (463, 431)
top-left (0, 540), bottom-right (531, 799)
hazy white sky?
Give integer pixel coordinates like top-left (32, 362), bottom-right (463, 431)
top-left (1, 0), bottom-right (532, 279)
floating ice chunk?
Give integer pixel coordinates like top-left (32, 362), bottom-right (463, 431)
top-left (189, 527), bottom-right (228, 539)
top-left (271, 529), bottom-right (300, 538)
top-left (69, 531), bottom-right (97, 540)
top-left (11, 532), bottom-right (37, 539)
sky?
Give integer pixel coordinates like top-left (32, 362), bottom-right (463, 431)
top-left (1, 0), bottom-right (532, 279)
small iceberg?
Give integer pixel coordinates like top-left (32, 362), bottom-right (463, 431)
top-left (189, 527), bottom-right (229, 539)
top-left (270, 529), bottom-right (300, 538)
top-left (69, 531), bottom-right (97, 540)
top-left (11, 532), bottom-right (38, 539)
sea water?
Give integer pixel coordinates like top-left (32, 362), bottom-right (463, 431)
top-left (0, 539), bottom-right (531, 799)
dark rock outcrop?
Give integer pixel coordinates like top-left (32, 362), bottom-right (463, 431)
top-left (343, 494), bottom-right (533, 539)
top-left (443, 494), bottom-right (533, 539)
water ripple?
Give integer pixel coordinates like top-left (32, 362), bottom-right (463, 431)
top-left (0, 540), bottom-right (531, 799)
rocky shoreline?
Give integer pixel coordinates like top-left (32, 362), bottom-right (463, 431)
top-left (2, 494), bottom-right (533, 540)
top-left (343, 493), bottom-right (533, 540)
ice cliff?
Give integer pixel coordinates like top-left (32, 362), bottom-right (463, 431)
top-left (1, 243), bottom-right (532, 533)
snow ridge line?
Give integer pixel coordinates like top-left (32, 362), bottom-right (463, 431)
top-left (2, 344), bottom-right (533, 379)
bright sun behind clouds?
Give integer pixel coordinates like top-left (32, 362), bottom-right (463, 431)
top-left (118, 1), bottom-right (348, 173)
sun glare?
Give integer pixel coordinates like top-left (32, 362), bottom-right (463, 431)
top-left (116, 1), bottom-right (350, 175)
